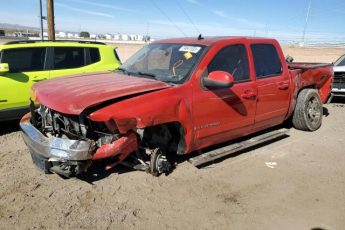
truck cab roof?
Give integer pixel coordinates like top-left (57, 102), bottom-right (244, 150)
top-left (153, 36), bottom-right (278, 46)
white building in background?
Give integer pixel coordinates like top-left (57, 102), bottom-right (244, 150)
top-left (113, 34), bottom-right (120, 40)
top-left (56, 32), bottom-right (66, 38)
top-left (90, 34), bottom-right (97, 39)
top-left (129, 34), bottom-right (136, 40)
top-left (74, 34), bottom-right (80, 39)
top-left (97, 34), bottom-right (106, 39)
top-left (136, 35), bottom-right (144, 41)
top-left (67, 33), bottom-right (74, 38)
top-left (105, 34), bottom-right (112, 40)
top-left (121, 34), bottom-right (129, 41)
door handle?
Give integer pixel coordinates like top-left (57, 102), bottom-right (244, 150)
top-left (32, 78), bottom-right (47, 82)
top-left (241, 91), bottom-right (257, 100)
top-left (278, 82), bottom-right (289, 90)
top-left (0, 99), bottom-right (7, 103)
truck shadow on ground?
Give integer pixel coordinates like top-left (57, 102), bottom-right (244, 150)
top-left (331, 96), bottom-right (345, 104)
top-left (77, 125), bottom-right (292, 184)
top-left (323, 107), bottom-right (330, 117)
top-left (178, 124), bottom-right (291, 169)
top-left (0, 120), bottom-right (20, 136)
top-left (76, 161), bottom-right (136, 184)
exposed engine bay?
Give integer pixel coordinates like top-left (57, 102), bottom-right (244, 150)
top-left (25, 102), bottom-right (175, 178)
top-left (32, 104), bottom-right (118, 147)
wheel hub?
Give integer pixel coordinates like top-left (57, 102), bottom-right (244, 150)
top-left (155, 154), bottom-right (171, 174)
top-left (307, 97), bottom-right (321, 123)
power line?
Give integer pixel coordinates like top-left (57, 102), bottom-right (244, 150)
top-left (175, 0), bottom-right (201, 35)
top-left (150, 0), bottom-right (187, 36)
top-left (38, 0), bottom-right (44, 40)
top-left (302, 0), bottom-right (312, 44)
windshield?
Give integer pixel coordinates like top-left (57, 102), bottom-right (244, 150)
top-left (334, 54), bottom-right (345, 66)
top-left (119, 43), bottom-right (205, 83)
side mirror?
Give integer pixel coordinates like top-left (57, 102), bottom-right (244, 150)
top-left (0, 63), bottom-right (9, 74)
top-left (203, 71), bottom-right (234, 88)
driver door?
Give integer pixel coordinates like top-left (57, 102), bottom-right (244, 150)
top-left (192, 43), bottom-right (257, 149)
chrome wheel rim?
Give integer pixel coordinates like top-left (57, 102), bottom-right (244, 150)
top-left (307, 97), bottom-right (321, 125)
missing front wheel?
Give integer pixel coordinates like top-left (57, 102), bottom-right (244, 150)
top-left (149, 148), bottom-right (172, 177)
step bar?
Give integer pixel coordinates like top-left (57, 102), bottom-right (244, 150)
top-left (188, 128), bottom-right (289, 167)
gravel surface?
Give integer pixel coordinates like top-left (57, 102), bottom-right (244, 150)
top-left (0, 43), bottom-right (344, 229)
top-left (0, 101), bottom-right (344, 230)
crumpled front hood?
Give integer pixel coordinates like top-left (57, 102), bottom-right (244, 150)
top-left (32, 71), bottom-right (171, 115)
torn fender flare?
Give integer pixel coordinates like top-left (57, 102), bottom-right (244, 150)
top-left (92, 131), bottom-right (138, 160)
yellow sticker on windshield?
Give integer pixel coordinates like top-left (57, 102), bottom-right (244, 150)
top-left (184, 52), bottom-right (193, 60)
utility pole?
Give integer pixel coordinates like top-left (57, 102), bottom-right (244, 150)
top-left (47, 0), bottom-right (55, 40)
top-left (302, 0), bottom-right (312, 46)
top-left (145, 22), bottom-right (150, 43)
top-left (38, 0), bottom-right (44, 40)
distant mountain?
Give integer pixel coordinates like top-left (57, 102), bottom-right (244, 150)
top-left (0, 23), bottom-right (39, 31)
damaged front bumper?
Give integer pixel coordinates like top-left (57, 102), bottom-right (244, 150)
top-left (20, 114), bottom-right (139, 177)
top-left (20, 115), bottom-right (95, 176)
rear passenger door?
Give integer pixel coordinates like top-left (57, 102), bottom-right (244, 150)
top-left (251, 43), bottom-right (291, 130)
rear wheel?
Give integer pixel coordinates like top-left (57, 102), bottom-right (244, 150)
top-left (292, 89), bottom-right (323, 131)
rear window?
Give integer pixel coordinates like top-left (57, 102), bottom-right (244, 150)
top-left (1, 48), bottom-right (46, 72)
top-left (53, 47), bottom-right (85, 70)
top-left (251, 44), bottom-right (282, 78)
top-left (89, 48), bottom-right (100, 64)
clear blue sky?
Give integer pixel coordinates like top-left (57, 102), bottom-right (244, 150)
top-left (1, 0), bottom-right (345, 42)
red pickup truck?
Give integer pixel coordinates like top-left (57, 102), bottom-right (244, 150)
top-left (20, 36), bottom-right (333, 177)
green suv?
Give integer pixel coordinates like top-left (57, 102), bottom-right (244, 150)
top-left (0, 40), bottom-right (121, 121)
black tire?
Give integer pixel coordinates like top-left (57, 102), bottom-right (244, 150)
top-left (292, 89), bottom-right (323, 131)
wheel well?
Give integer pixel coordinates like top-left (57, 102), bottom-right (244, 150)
top-left (295, 86), bottom-right (318, 104)
top-left (286, 86), bottom-right (318, 122)
top-left (141, 122), bottom-right (186, 155)
top-left (298, 85), bottom-right (317, 95)
top-left (295, 87), bottom-right (319, 109)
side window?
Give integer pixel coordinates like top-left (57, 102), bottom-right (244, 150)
top-left (208, 44), bottom-right (250, 82)
top-left (251, 44), bottom-right (282, 78)
top-left (1, 48), bottom-right (46, 72)
top-left (53, 47), bottom-right (85, 70)
top-left (89, 48), bottom-right (100, 64)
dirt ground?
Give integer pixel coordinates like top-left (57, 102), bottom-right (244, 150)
top-left (0, 43), bottom-right (345, 230)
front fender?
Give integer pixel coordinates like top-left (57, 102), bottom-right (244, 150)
top-left (89, 85), bottom-right (195, 152)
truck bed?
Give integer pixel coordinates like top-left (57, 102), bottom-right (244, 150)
top-left (287, 62), bottom-right (333, 70)
top-left (287, 62), bottom-right (333, 104)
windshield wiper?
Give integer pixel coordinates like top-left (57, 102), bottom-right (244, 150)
top-left (116, 68), bottom-right (157, 80)
top-left (116, 67), bottom-right (129, 74)
top-left (135, 71), bottom-right (157, 80)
